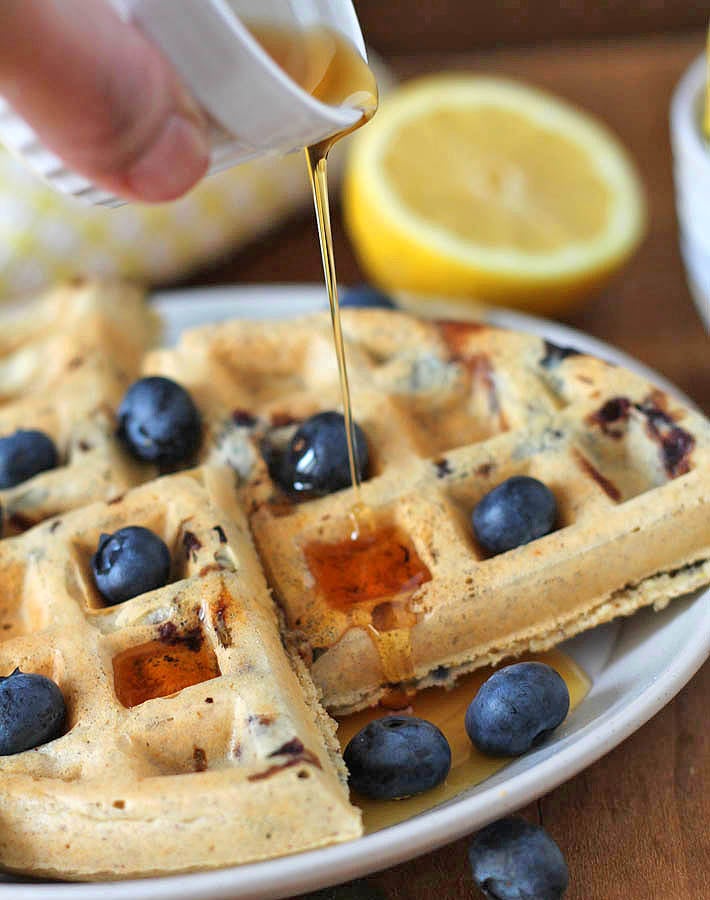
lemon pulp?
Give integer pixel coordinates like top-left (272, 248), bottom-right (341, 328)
top-left (344, 75), bottom-right (646, 314)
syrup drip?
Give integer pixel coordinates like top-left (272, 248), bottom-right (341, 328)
top-left (303, 522), bottom-right (431, 684)
top-left (337, 649), bottom-right (591, 833)
top-left (365, 625), bottom-right (417, 684)
top-left (112, 637), bottom-right (220, 709)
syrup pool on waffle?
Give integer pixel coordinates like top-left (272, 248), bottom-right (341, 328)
top-left (304, 520), bottom-right (432, 685)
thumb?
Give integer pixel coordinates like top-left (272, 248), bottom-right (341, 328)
top-left (0, 0), bottom-right (210, 203)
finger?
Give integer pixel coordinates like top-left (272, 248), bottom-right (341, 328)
top-left (0, 0), bottom-right (210, 202)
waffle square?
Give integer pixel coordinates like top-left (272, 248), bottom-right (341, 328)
top-left (0, 280), bottom-right (159, 534)
top-left (0, 466), bottom-right (360, 880)
top-left (147, 310), bottom-right (710, 715)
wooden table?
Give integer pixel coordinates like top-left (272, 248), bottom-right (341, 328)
top-left (181, 31), bottom-right (709, 900)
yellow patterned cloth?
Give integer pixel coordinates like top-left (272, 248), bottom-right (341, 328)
top-left (0, 147), bottom-right (313, 299)
top-left (0, 51), bottom-right (391, 300)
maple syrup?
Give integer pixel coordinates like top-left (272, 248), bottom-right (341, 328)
top-left (247, 23), bottom-right (378, 520)
top-left (337, 649), bottom-right (591, 832)
top-left (304, 522), bottom-right (430, 683)
top-left (112, 635), bottom-right (220, 709)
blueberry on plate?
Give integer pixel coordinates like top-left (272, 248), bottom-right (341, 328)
top-left (472, 475), bottom-right (557, 555)
top-left (0, 669), bottom-right (66, 755)
top-left (468, 817), bottom-right (569, 900)
top-left (0, 429), bottom-right (58, 489)
top-left (117, 376), bottom-right (201, 466)
top-left (343, 715), bottom-right (451, 800)
top-left (91, 525), bottom-right (171, 606)
top-left (275, 411), bottom-right (369, 497)
top-left (465, 662), bottom-right (570, 757)
top-left (340, 284), bottom-right (397, 310)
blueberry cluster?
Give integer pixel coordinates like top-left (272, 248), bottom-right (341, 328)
top-left (325, 437), bottom-right (570, 893)
top-left (0, 299), bottom-right (572, 894)
top-left (343, 658), bottom-right (571, 896)
top-left (344, 662), bottom-right (569, 794)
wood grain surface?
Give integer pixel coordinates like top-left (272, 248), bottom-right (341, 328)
top-left (178, 29), bottom-right (710, 900)
top-left (353, 0), bottom-right (709, 54)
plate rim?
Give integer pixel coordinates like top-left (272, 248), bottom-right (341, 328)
top-left (3, 283), bottom-right (707, 900)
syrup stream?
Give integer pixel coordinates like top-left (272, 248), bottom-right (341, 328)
top-left (247, 23), bottom-right (378, 534)
top-left (305, 145), bottom-right (363, 505)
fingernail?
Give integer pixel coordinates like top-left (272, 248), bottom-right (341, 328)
top-left (125, 113), bottom-right (210, 202)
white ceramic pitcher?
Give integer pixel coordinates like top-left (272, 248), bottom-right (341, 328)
top-left (0, 0), bottom-right (369, 206)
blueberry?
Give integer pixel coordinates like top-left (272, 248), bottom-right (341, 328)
top-left (343, 715), bottom-right (451, 800)
top-left (465, 662), bottom-right (570, 757)
top-left (0, 429), bottom-right (58, 489)
top-left (340, 284), bottom-right (396, 309)
top-left (468, 817), bottom-right (569, 900)
top-left (91, 525), bottom-right (171, 606)
top-left (540, 340), bottom-right (580, 369)
top-left (275, 411), bottom-right (369, 497)
top-left (0, 669), bottom-right (66, 755)
top-left (117, 376), bottom-right (201, 466)
top-left (472, 476), bottom-right (557, 555)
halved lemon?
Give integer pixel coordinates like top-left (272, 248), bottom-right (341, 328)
top-left (343, 75), bottom-right (646, 314)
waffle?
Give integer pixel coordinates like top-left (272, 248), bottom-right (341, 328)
top-left (0, 280), bottom-right (159, 534)
top-left (147, 310), bottom-right (710, 715)
top-left (0, 466), bottom-right (361, 880)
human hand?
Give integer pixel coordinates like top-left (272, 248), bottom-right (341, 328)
top-left (0, 0), bottom-right (210, 203)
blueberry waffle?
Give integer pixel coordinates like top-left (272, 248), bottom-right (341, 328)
top-left (0, 280), bottom-right (159, 534)
top-left (0, 467), bottom-right (360, 879)
top-left (147, 310), bottom-right (710, 714)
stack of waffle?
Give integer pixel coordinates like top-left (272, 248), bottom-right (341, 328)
top-left (0, 288), bottom-right (707, 879)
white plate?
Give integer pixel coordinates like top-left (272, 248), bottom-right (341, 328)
top-left (1, 284), bottom-right (707, 900)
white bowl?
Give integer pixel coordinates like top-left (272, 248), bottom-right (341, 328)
top-left (670, 53), bottom-right (710, 330)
